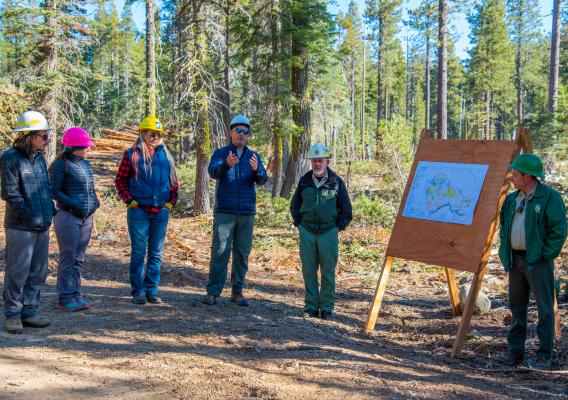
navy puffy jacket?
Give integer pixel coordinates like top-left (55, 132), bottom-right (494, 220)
top-left (50, 154), bottom-right (100, 218)
top-left (0, 147), bottom-right (55, 231)
top-left (208, 144), bottom-right (268, 215)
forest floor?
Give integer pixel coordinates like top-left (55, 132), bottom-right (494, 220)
top-left (0, 154), bottom-right (567, 400)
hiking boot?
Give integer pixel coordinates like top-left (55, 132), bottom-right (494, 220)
top-left (202, 294), bottom-right (219, 305)
top-left (303, 309), bottom-right (319, 319)
top-left (230, 292), bottom-right (249, 307)
top-left (5, 318), bottom-right (23, 334)
top-left (496, 352), bottom-right (523, 366)
top-left (58, 301), bottom-right (90, 312)
top-left (526, 357), bottom-right (552, 371)
top-left (146, 294), bottom-right (162, 304)
top-left (132, 295), bottom-right (147, 305)
top-left (21, 315), bottom-right (50, 328)
top-left (321, 311), bottom-right (335, 321)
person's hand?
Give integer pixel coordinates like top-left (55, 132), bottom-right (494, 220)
top-left (250, 153), bottom-right (258, 172)
top-left (227, 151), bottom-right (239, 167)
top-left (127, 200), bottom-right (139, 208)
top-left (165, 202), bottom-right (174, 210)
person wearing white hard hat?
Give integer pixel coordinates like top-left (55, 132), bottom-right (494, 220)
top-left (50, 127), bottom-right (100, 312)
top-left (290, 143), bottom-right (352, 321)
top-left (0, 111), bottom-right (56, 334)
top-left (203, 114), bottom-right (268, 306)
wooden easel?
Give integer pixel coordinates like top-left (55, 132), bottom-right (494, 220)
top-left (364, 127), bottom-right (559, 357)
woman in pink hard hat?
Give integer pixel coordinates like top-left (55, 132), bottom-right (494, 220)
top-left (50, 127), bottom-right (100, 311)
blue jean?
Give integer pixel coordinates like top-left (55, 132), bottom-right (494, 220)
top-left (127, 207), bottom-right (169, 296)
top-left (3, 229), bottom-right (49, 320)
top-left (53, 210), bottom-right (93, 305)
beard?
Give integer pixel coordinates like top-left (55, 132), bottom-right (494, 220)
top-left (313, 167), bottom-right (326, 177)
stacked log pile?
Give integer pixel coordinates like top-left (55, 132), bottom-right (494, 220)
top-left (92, 124), bottom-right (138, 153)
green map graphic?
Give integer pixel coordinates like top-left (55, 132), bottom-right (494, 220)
top-left (403, 161), bottom-right (489, 225)
top-left (426, 173), bottom-right (472, 216)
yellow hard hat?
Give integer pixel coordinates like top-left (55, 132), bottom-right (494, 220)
top-left (138, 116), bottom-right (163, 133)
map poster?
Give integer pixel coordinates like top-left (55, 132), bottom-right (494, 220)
top-left (402, 161), bottom-right (489, 225)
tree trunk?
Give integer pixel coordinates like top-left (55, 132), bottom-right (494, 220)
top-left (547, 0), bottom-right (560, 114)
top-left (515, 36), bottom-right (523, 126)
top-left (145, 0), bottom-right (156, 116)
top-left (376, 18), bottom-right (384, 124)
top-left (43, 0), bottom-right (58, 164)
top-left (191, 0), bottom-right (211, 215)
top-left (222, 0), bottom-right (232, 132)
top-left (350, 54), bottom-right (355, 160)
top-left (269, 0), bottom-right (283, 197)
top-left (483, 90), bottom-right (493, 140)
top-left (280, 13), bottom-right (311, 198)
top-left (425, 30), bottom-right (431, 130)
top-left (374, 18), bottom-right (384, 160)
top-left (436, 0), bottom-right (448, 139)
top-left (360, 23), bottom-right (366, 160)
top-left (514, 5), bottom-right (523, 126)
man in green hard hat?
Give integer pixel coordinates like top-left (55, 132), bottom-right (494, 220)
top-left (290, 143), bottom-right (352, 321)
top-left (497, 153), bottom-right (567, 370)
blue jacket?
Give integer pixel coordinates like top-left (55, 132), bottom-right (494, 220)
top-left (50, 154), bottom-right (100, 219)
top-left (126, 144), bottom-right (171, 208)
top-left (208, 144), bottom-right (268, 215)
top-left (0, 147), bottom-right (55, 231)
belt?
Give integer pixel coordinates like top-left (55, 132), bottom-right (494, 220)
top-left (512, 249), bottom-right (526, 256)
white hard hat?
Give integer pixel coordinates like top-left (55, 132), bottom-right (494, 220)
top-left (12, 111), bottom-right (54, 133)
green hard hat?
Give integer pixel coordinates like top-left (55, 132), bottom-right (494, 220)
top-left (510, 153), bottom-right (544, 179)
top-left (308, 142), bottom-right (331, 159)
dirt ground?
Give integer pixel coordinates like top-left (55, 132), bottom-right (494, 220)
top-left (0, 155), bottom-right (567, 400)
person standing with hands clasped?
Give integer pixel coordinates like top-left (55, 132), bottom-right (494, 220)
top-left (290, 143), bottom-right (352, 321)
top-left (115, 116), bottom-right (179, 305)
top-left (497, 153), bottom-right (567, 370)
top-left (203, 115), bottom-right (268, 306)
top-left (1, 111), bottom-right (55, 334)
top-left (50, 127), bottom-right (99, 312)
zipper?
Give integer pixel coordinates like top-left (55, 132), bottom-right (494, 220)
top-left (79, 161), bottom-right (91, 217)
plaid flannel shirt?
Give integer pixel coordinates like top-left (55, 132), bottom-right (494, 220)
top-left (114, 151), bottom-right (179, 213)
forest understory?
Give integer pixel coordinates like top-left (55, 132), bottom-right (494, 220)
top-left (0, 154), bottom-right (566, 400)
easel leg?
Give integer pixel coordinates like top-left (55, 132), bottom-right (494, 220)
top-left (364, 256), bottom-right (394, 333)
top-left (445, 267), bottom-right (461, 316)
top-left (451, 266), bottom-right (488, 357)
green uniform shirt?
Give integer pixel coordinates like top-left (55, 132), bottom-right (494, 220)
top-left (499, 182), bottom-right (567, 271)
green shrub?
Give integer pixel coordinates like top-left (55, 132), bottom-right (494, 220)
top-left (255, 190), bottom-right (293, 229)
top-left (352, 194), bottom-right (396, 228)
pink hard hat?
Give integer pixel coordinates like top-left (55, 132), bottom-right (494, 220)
top-left (61, 127), bottom-right (94, 147)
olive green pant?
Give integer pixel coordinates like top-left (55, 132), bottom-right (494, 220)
top-left (206, 213), bottom-right (254, 296)
top-left (508, 253), bottom-right (555, 360)
top-left (299, 225), bottom-right (339, 312)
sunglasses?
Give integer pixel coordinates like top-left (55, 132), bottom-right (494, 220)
top-left (144, 132), bottom-right (161, 138)
top-left (34, 133), bottom-right (49, 141)
top-left (234, 127), bottom-right (251, 135)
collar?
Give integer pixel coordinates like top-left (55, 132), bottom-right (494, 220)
top-left (136, 142), bottom-right (163, 154)
top-left (66, 153), bottom-right (83, 163)
top-left (228, 143), bottom-right (248, 154)
top-left (306, 168), bottom-right (337, 188)
top-left (517, 181), bottom-right (544, 201)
